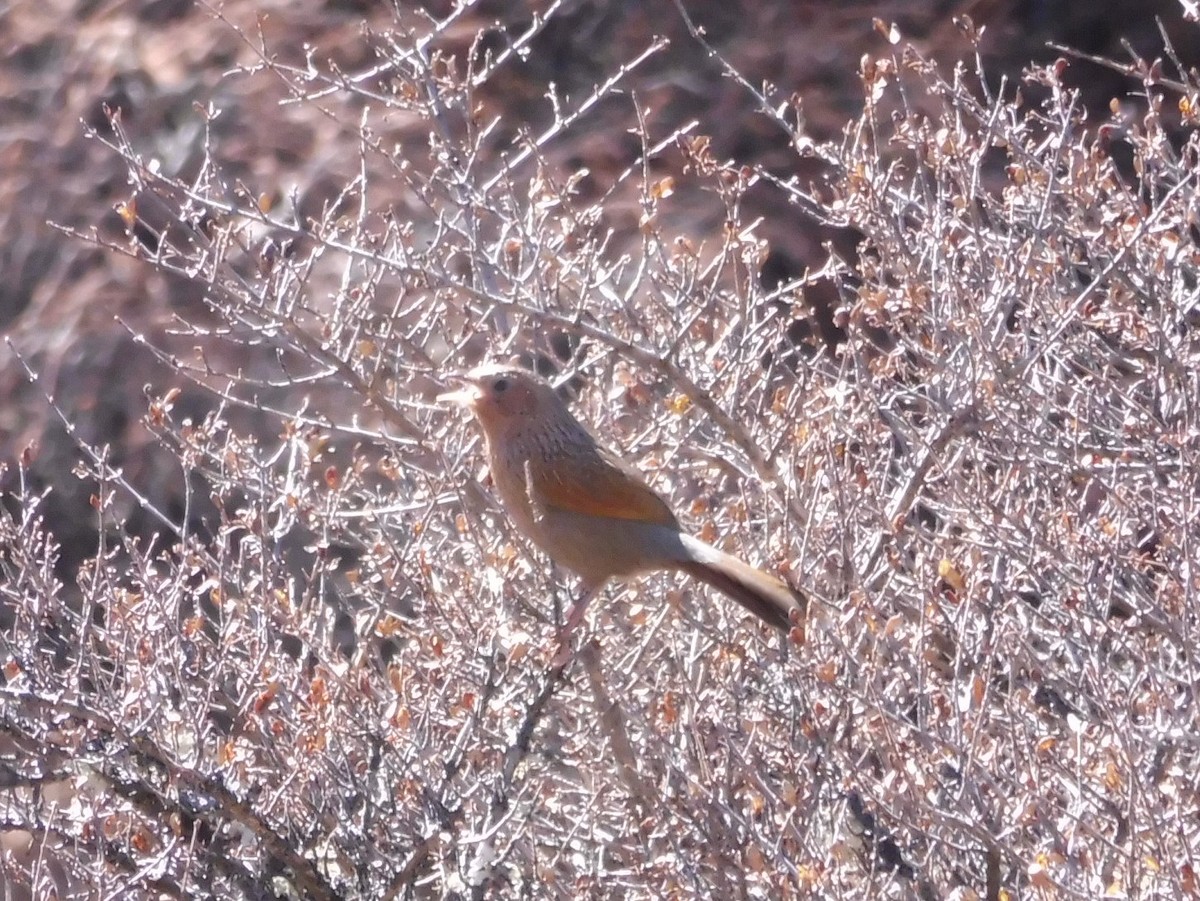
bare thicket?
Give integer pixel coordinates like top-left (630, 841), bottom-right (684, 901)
top-left (3, 5), bottom-right (1199, 898)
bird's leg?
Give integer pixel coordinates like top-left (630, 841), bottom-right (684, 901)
top-left (561, 584), bottom-right (598, 638)
top-left (551, 583), bottom-right (600, 667)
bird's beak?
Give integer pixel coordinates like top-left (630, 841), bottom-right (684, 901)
top-left (437, 372), bottom-right (479, 408)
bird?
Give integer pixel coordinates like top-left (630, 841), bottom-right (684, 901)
top-left (441, 363), bottom-right (807, 648)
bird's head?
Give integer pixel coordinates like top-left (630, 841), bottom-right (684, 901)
top-left (440, 364), bottom-right (561, 435)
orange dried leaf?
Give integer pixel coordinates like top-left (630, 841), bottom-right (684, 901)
top-left (650, 176), bottom-right (676, 200)
top-left (116, 199), bottom-right (137, 228)
top-left (660, 690), bottom-right (679, 726)
top-left (938, 559), bottom-right (966, 592)
top-left (392, 706), bottom-right (412, 730)
top-left (254, 681), bottom-right (280, 714)
top-left (310, 675), bottom-right (328, 708)
top-left (377, 615), bottom-right (406, 638)
top-left (667, 394), bottom-right (692, 415)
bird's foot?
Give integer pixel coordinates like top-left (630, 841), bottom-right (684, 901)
top-left (549, 631), bottom-right (576, 668)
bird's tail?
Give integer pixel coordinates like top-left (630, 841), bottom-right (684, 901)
top-left (677, 534), bottom-right (806, 632)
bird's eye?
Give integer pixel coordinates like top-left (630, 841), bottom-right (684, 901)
top-left (493, 378), bottom-right (509, 393)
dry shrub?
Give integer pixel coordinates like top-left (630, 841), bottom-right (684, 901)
top-left (2, 6), bottom-right (1199, 898)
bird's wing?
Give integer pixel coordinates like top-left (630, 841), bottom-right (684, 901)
top-left (527, 444), bottom-right (679, 528)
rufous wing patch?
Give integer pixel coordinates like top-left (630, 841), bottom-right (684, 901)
top-left (528, 446), bottom-right (678, 527)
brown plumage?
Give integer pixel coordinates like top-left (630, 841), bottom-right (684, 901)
top-left (443, 364), bottom-right (806, 641)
